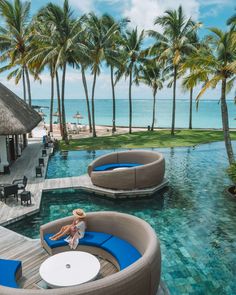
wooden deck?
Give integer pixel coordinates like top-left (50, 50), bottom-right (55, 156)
top-left (0, 226), bottom-right (117, 290)
top-left (0, 138), bottom-right (52, 226)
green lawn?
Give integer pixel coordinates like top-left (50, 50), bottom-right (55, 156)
top-left (59, 129), bottom-right (236, 151)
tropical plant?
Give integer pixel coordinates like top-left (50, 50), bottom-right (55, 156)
top-left (149, 6), bottom-right (200, 135)
top-left (186, 28), bottom-right (236, 164)
top-left (30, 0), bottom-right (84, 142)
top-left (120, 28), bottom-right (146, 134)
top-left (83, 13), bottom-right (119, 137)
top-left (137, 61), bottom-right (164, 130)
top-left (0, 0), bottom-right (32, 105)
top-left (227, 9), bottom-right (236, 29)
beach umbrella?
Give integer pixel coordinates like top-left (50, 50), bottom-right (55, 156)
top-left (73, 112), bottom-right (84, 124)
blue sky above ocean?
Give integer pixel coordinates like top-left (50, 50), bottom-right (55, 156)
top-left (0, 0), bottom-right (235, 101)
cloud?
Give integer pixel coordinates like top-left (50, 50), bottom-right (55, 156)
top-left (123, 0), bottom-right (200, 31)
top-left (68, 0), bottom-right (94, 13)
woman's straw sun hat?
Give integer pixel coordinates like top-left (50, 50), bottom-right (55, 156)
top-left (73, 208), bottom-right (86, 219)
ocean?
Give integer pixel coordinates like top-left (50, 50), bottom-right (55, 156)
top-left (33, 99), bottom-right (236, 129)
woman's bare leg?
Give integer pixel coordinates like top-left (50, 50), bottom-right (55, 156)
top-left (50, 225), bottom-right (70, 240)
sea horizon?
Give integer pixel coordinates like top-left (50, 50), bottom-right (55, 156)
top-left (33, 98), bottom-right (236, 129)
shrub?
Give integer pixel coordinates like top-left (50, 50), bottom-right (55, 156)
top-left (227, 163), bottom-right (236, 183)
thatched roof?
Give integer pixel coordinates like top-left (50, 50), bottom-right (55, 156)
top-left (0, 82), bottom-right (42, 135)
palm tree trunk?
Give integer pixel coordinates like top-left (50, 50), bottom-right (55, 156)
top-left (129, 65), bottom-right (133, 134)
top-left (111, 66), bottom-right (116, 133)
top-left (221, 78), bottom-right (234, 164)
top-left (25, 66), bottom-right (32, 107)
top-left (49, 69), bottom-right (54, 133)
top-left (81, 66), bottom-right (92, 133)
top-left (151, 89), bottom-right (157, 131)
top-left (91, 70), bottom-right (97, 137)
top-left (171, 65), bottom-right (177, 135)
top-left (56, 70), bottom-right (63, 136)
top-left (61, 64), bottom-right (68, 143)
top-left (189, 87), bottom-right (193, 129)
top-left (22, 66), bottom-right (26, 102)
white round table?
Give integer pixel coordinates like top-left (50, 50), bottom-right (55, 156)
top-left (39, 251), bottom-right (100, 288)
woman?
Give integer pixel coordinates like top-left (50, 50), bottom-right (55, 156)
top-left (50, 208), bottom-right (86, 249)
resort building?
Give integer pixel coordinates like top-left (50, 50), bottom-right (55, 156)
top-left (0, 82), bottom-right (41, 174)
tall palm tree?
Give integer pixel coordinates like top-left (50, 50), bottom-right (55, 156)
top-left (121, 28), bottom-right (145, 134)
top-left (84, 13), bottom-right (119, 137)
top-left (31, 0), bottom-right (84, 142)
top-left (137, 61), bottom-right (164, 130)
top-left (149, 6), bottom-right (200, 135)
top-left (187, 28), bottom-right (236, 164)
top-left (227, 9), bottom-right (236, 29)
top-left (0, 0), bottom-right (32, 105)
top-left (102, 15), bottom-right (128, 133)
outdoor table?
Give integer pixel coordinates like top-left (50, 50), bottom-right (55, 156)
top-left (39, 251), bottom-right (100, 288)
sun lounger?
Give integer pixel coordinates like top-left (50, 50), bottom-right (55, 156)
top-left (0, 259), bottom-right (22, 288)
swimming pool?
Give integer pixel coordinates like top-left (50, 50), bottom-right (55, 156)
top-left (7, 142), bottom-right (236, 295)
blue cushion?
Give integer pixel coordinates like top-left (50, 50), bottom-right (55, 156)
top-left (44, 233), bottom-right (69, 248)
top-left (80, 231), bottom-right (112, 246)
top-left (0, 259), bottom-right (21, 288)
top-left (101, 236), bottom-right (141, 270)
top-left (44, 232), bottom-right (112, 249)
top-left (94, 163), bottom-right (142, 171)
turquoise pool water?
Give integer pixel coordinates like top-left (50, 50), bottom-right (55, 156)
top-left (7, 142), bottom-right (236, 295)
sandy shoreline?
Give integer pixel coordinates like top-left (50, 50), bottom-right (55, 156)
top-left (34, 122), bottom-right (234, 141)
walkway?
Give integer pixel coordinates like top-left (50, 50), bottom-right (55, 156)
top-left (0, 138), bottom-right (52, 225)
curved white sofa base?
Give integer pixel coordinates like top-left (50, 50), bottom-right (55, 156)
top-left (88, 150), bottom-right (165, 190)
top-left (0, 212), bottom-right (161, 295)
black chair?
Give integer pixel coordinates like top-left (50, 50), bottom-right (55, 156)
top-left (42, 149), bottom-right (47, 157)
top-left (12, 176), bottom-right (27, 192)
top-left (36, 166), bottom-right (43, 177)
top-left (20, 191), bottom-right (32, 206)
top-left (0, 184), bottom-right (18, 203)
top-left (39, 158), bottom-right (45, 167)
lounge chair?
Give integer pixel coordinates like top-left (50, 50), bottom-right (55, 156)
top-left (12, 176), bottom-right (27, 192)
top-left (0, 184), bottom-right (18, 203)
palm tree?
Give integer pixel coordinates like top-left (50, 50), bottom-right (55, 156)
top-left (31, 0), bottom-right (84, 142)
top-left (149, 6), bottom-right (200, 135)
top-left (102, 15), bottom-right (128, 133)
top-left (137, 61), bottom-right (163, 130)
top-left (227, 9), bottom-right (236, 29)
top-left (121, 28), bottom-right (145, 134)
top-left (187, 28), bottom-right (236, 164)
top-left (0, 0), bottom-right (32, 105)
top-left (84, 13), bottom-right (119, 137)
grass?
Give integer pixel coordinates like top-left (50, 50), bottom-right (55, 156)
top-left (59, 129), bottom-right (236, 151)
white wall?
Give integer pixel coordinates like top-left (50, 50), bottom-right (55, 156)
top-left (0, 136), bottom-right (9, 173)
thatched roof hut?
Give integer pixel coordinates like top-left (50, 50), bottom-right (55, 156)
top-left (0, 82), bottom-right (42, 135)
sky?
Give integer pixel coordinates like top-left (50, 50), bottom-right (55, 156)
top-left (0, 0), bottom-right (235, 100)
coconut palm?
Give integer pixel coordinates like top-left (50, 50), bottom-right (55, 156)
top-left (84, 13), bottom-right (120, 137)
top-left (186, 28), bottom-right (236, 164)
top-left (121, 28), bottom-right (145, 134)
top-left (149, 6), bottom-right (200, 135)
top-left (102, 15), bottom-right (128, 133)
top-left (30, 0), bottom-right (84, 142)
top-left (227, 9), bottom-right (236, 29)
top-left (137, 61), bottom-right (164, 130)
top-left (0, 0), bottom-right (32, 105)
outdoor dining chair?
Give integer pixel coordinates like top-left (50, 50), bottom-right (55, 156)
top-left (0, 184), bottom-right (18, 203)
top-left (12, 176), bottom-right (27, 192)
